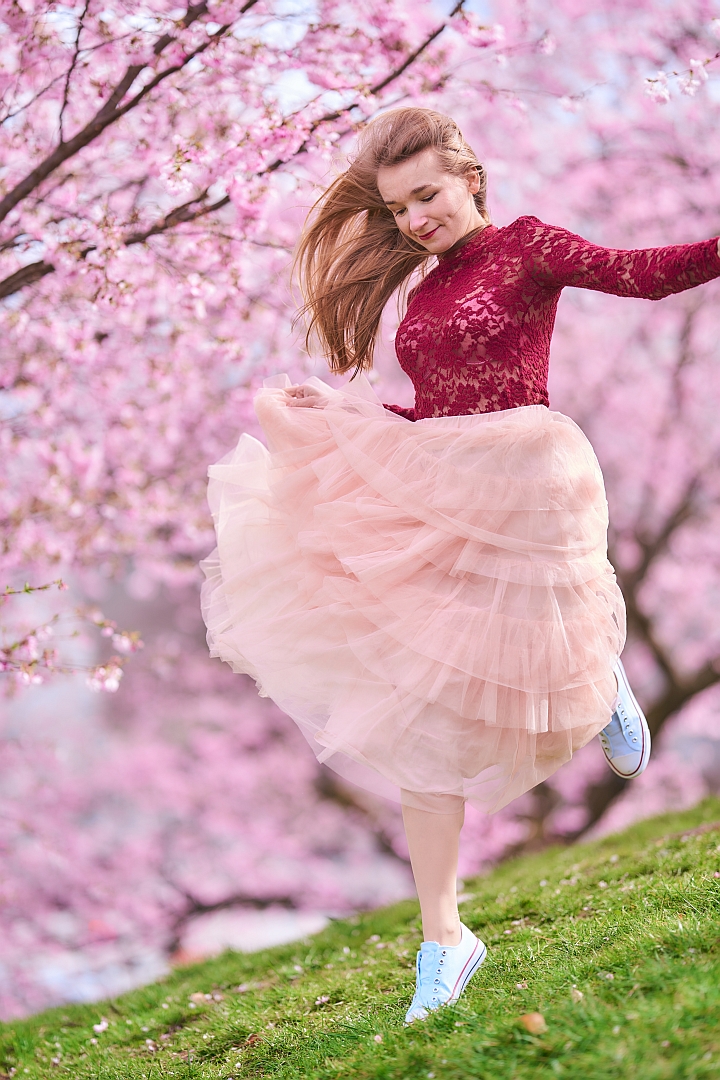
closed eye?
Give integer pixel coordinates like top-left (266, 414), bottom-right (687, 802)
top-left (389, 192), bottom-right (437, 217)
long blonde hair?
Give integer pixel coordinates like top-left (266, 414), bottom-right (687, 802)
top-left (295, 108), bottom-right (489, 376)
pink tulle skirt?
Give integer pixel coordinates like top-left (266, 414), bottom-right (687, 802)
top-left (200, 374), bottom-right (626, 814)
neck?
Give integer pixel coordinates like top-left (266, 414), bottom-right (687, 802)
top-left (441, 221), bottom-right (489, 258)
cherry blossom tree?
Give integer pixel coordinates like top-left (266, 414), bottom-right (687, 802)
top-left (2, 0), bottom-right (720, 1017)
top-left (0, 0), bottom-right (480, 582)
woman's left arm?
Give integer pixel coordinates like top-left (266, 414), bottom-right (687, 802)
top-left (521, 217), bottom-right (720, 299)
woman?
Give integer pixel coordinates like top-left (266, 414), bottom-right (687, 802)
top-left (201, 108), bottom-right (720, 1025)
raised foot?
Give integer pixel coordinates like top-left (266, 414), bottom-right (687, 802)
top-left (598, 658), bottom-right (651, 779)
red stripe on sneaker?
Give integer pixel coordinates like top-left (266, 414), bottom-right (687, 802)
top-left (450, 940), bottom-right (480, 998)
top-left (625, 723), bottom-right (647, 777)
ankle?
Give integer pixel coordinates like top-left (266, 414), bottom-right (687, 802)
top-left (424, 918), bottom-right (462, 947)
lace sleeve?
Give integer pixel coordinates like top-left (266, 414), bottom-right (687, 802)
top-left (520, 216), bottom-right (720, 300)
top-left (382, 403), bottom-right (417, 421)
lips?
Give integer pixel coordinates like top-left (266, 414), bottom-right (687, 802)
top-left (417, 226), bottom-right (439, 241)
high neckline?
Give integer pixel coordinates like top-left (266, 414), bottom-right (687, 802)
top-left (438, 222), bottom-right (497, 262)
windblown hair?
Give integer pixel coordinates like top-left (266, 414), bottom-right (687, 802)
top-left (295, 108), bottom-right (489, 376)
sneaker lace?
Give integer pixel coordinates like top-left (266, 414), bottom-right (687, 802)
top-left (615, 700), bottom-right (638, 743)
top-left (417, 944), bottom-right (450, 1006)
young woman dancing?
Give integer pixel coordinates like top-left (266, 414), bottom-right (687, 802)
top-left (201, 108), bottom-right (720, 1025)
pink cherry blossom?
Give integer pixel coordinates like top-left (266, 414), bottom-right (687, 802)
top-left (1, 0), bottom-right (720, 1019)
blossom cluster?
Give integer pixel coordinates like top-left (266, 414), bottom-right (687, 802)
top-left (0, 581), bottom-right (142, 693)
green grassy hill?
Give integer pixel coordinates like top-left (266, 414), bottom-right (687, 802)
top-left (2, 800), bottom-right (719, 1080)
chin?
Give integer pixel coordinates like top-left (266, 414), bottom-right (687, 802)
top-left (427, 242), bottom-right (455, 256)
top-left (419, 234), bottom-right (449, 252)
top-left (412, 227), bottom-right (444, 250)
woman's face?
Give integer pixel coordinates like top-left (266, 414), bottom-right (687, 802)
top-left (377, 148), bottom-right (483, 254)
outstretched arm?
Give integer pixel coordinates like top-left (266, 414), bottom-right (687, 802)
top-left (520, 216), bottom-right (720, 300)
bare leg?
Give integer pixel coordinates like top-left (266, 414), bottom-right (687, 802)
top-left (401, 799), bottom-right (465, 947)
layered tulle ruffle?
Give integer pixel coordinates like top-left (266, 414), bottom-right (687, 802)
top-left (200, 374), bottom-right (625, 813)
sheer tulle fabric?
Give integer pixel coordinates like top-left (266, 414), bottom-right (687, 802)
top-left (200, 374), bottom-right (625, 814)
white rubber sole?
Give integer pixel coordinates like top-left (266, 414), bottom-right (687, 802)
top-left (605, 659), bottom-right (651, 779)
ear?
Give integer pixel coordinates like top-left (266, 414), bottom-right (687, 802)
top-left (465, 168), bottom-right (481, 196)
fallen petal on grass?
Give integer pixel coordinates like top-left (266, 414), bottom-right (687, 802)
top-left (519, 1012), bottom-right (548, 1034)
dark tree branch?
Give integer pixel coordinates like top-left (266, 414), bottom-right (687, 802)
top-left (623, 476), bottom-right (700, 594)
top-left (0, 0), bottom-right (466, 298)
top-left (508, 459), bottom-right (719, 849)
top-left (629, 305), bottom-right (699, 536)
top-left (371, 0), bottom-right (466, 94)
top-left (263, 0), bottom-right (467, 173)
top-left (576, 654), bottom-right (720, 839)
top-left (59, 0), bottom-right (90, 143)
top-left (165, 886), bottom-right (300, 955)
top-left (572, 472), bottom-right (719, 836)
top-left (614, 555), bottom-right (678, 689)
top-left (124, 189), bottom-right (222, 245)
top-left (603, 476), bottom-right (700, 693)
top-left (0, 1), bottom-right (250, 224)
top-left (314, 766), bottom-right (410, 865)
top-left (644, 659), bottom-right (720, 737)
top-left (0, 261), bottom-right (55, 298)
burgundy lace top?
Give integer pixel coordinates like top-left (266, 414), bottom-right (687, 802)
top-left (382, 215), bottom-right (720, 421)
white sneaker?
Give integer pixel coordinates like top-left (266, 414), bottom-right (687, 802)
top-left (403, 922), bottom-right (487, 1025)
top-left (598, 659), bottom-right (651, 779)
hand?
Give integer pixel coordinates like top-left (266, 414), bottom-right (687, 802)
top-left (284, 385), bottom-right (329, 409)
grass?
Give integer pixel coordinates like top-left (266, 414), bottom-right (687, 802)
top-left (2, 800), bottom-right (720, 1080)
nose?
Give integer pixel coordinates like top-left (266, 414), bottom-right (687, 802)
top-left (408, 209), bottom-right (430, 235)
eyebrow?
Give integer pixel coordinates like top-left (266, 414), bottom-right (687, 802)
top-left (383, 183), bottom-right (434, 206)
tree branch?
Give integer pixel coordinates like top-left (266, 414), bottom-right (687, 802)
top-left (625, 476), bottom-right (700, 593)
top-left (555, 472), bottom-right (715, 841)
top-left (165, 886), bottom-right (300, 955)
top-left (263, 0), bottom-right (467, 173)
top-left (608, 472), bottom-right (702, 690)
top-left (372, 0), bottom-right (466, 95)
top-left (0, 1), bottom-right (466, 298)
top-left (0, 261), bottom-right (55, 299)
top-left (575, 657), bottom-right (720, 839)
top-left (0, 1), bottom-right (252, 224)
top-left (59, 0), bottom-right (90, 143)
